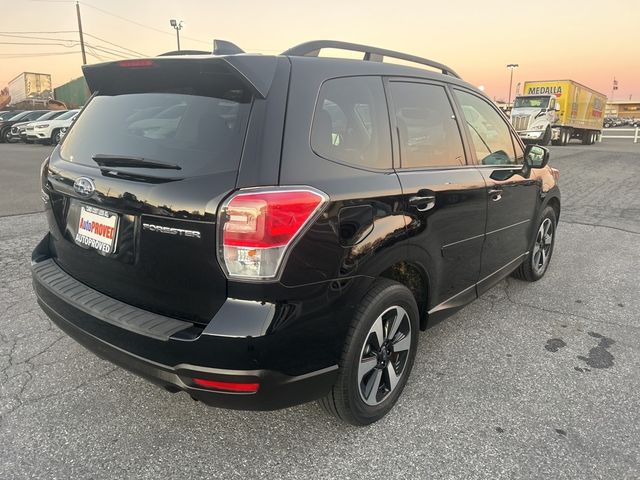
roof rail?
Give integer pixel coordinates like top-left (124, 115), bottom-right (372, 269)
top-left (282, 40), bottom-right (461, 79)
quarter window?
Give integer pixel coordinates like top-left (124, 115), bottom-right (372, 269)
top-left (389, 82), bottom-right (465, 169)
top-left (311, 77), bottom-right (391, 169)
top-left (454, 90), bottom-right (519, 165)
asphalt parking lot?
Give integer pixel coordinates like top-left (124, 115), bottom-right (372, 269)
top-left (0, 142), bottom-right (53, 217)
top-left (1, 141), bottom-right (639, 479)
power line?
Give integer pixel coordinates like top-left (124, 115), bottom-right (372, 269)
top-left (85, 45), bottom-right (113, 61)
top-left (80, 1), bottom-right (211, 45)
top-left (0, 33), bottom-right (76, 41)
top-left (0, 39), bottom-right (139, 61)
top-left (0, 32), bottom-right (147, 59)
top-left (0, 30), bottom-right (77, 33)
top-left (4, 5), bottom-right (281, 57)
top-left (83, 32), bottom-right (148, 57)
top-left (0, 41), bottom-right (78, 47)
top-left (1, 13), bottom-right (279, 54)
top-left (0, 51), bottom-right (81, 58)
top-left (86, 51), bottom-right (104, 61)
top-left (0, 30), bottom-right (77, 34)
top-left (84, 43), bottom-right (129, 59)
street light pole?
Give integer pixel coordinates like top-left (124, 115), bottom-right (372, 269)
top-left (169, 19), bottom-right (183, 51)
top-left (507, 63), bottom-right (519, 106)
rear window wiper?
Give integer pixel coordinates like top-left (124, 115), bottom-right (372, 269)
top-left (92, 154), bottom-right (182, 170)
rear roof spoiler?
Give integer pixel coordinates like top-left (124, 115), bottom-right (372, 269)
top-left (82, 54), bottom-right (278, 99)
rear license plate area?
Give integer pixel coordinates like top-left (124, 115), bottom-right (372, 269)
top-left (73, 205), bottom-right (119, 254)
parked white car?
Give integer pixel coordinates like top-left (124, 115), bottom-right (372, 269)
top-left (27, 109), bottom-right (80, 144)
top-left (9, 110), bottom-right (68, 143)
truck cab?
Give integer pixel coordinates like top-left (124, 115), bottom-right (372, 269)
top-left (510, 94), bottom-right (560, 145)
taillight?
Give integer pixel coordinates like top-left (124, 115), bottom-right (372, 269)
top-left (118, 59), bottom-right (155, 68)
top-left (218, 188), bottom-right (328, 280)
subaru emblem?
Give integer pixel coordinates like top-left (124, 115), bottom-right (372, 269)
top-left (73, 177), bottom-right (95, 197)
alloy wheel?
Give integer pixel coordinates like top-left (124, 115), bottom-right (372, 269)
top-left (532, 218), bottom-right (553, 275)
top-left (358, 305), bottom-right (412, 406)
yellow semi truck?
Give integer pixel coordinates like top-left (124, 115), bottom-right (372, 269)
top-left (510, 80), bottom-right (606, 146)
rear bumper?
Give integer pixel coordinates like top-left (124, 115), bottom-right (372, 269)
top-left (31, 236), bottom-right (338, 411)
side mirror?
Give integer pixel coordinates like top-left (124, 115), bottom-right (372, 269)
top-left (524, 144), bottom-right (549, 169)
top-left (554, 103), bottom-right (561, 111)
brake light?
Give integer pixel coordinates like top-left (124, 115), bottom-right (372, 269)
top-left (218, 188), bottom-right (327, 280)
top-left (192, 378), bottom-right (259, 393)
top-left (118, 59), bottom-right (155, 68)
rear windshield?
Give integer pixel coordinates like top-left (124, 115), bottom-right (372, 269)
top-left (60, 87), bottom-right (252, 177)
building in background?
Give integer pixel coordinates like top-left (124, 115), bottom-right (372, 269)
top-left (53, 77), bottom-right (90, 109)
top-left (8, 72), bottom-right (52, 108)
top-left (606, 100), bottom-right (640, 119)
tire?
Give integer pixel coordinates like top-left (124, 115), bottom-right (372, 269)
top-left (512, 206), bottom-right (557, 282)
top-left (553, 129), bottom-right (565, 146)
top-left (319, 279), bottom-right (419, 425)
top-left (539, 126), bottom-right (551, 146)
top-left (582, 130), bottom-right (591, 145)
top-left (0, 128), bottom-right (9, 143)
top-left (51, 129), bottom-right (61, 145)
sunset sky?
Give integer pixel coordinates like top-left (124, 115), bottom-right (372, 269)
top-left (2, 0), bottom-right (639, 101)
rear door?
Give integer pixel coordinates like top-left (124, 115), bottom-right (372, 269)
top-left (452, 88), bottom-right (539, 293)
top-left (44, 58), bottom-right (284, 325)
top-left (386, 79), bottom-right (487, 314)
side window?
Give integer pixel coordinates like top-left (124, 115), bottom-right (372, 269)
top-left (311, 76), bottom-right (391, 169)
top-left (389, 82), bottom-right (465, 168)
top-left (454, 89), bottom-right (519, 166)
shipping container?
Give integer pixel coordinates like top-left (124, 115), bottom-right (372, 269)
top-left (53, 76), bottom-right (90, 109)
top-left (8, 72), bottom-right (53, 105)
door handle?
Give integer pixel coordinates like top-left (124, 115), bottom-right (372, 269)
top-left (488, 188), bottom-right (502, 202)
top-left (409, 195), bottom-right (436, 212)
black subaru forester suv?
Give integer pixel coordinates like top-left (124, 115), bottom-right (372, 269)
top-left (32, 40), bottom-right (560, 425)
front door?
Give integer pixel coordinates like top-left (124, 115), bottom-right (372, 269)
top-left (452, 88), bottom-right (539, 293)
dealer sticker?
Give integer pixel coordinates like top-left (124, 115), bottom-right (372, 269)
top-left (75, 205), bottom-right (118, 254)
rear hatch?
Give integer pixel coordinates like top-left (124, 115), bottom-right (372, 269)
top-left (44, 56), bottom-right (276, 325)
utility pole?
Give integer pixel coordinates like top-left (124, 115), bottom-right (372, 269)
top-left (75, 1), bottom-right (86, 65)
top-left (170, 19), bottom-right (183, 51)
top-left (506, 64), bottom-right (519, 107)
